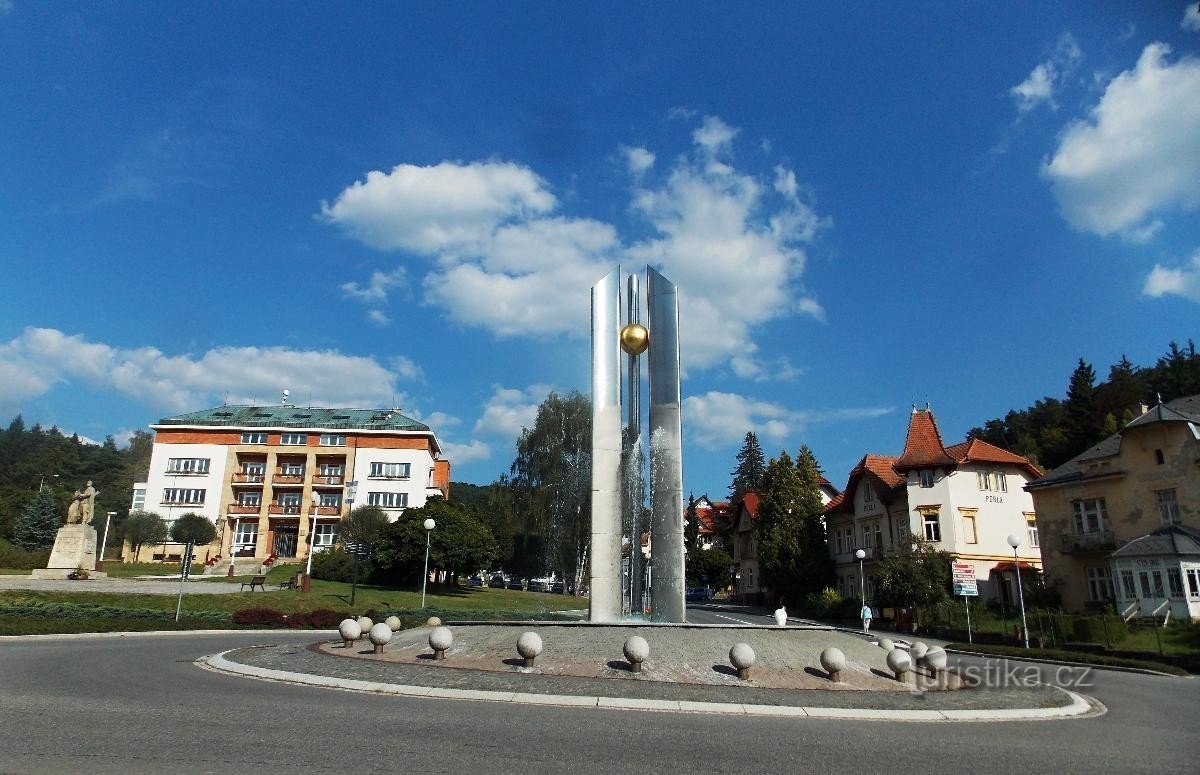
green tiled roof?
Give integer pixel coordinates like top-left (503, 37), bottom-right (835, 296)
top-left (154, 405), bottom-right (431, 432)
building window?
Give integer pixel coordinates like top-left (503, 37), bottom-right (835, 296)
top-left (898, 517), bottom-right (910, 539)
top-left (280, 433), bottom-right (307, 446)
top-left (237, 492), bottom-right (261, 507)
top-left (1155, 489), bottom-right (1180, 525)
top-left (240, 461), bottom-right (265, 477)
top-left (923, 513), bottom-right (941, 542)
top-left (313, 523), bottom-right (337, 547)
top-left (1168, 569), bottom-right (1184, 599)
top-left (976, 472), bottom-right (990, 491)
top-left (278, 492), bottom-right (302, 506)
top-left (234, 521), bottom-right (257, 546)
top-left (369, 461), bottom-right (411, 479)
top-left (844, 527), bottom-right (854, 550)
top-left (1154, 449), bottom-right (1164, 465)
top-left (1026, 516), bottom-right (1039, 548)
top-left (1086, 567), bottom-right (1113, 601)
top-left (279, 462), bottom-right (304, 477)
top-left (132, 488), bottom-right (146, 511)
top-left (1187, 569), bottom-right (1200, 599)
top-left (318, 493), bottom-right (342, 508)
top-left (834, 529), bottom-right (844, 555)
top-left (241, 432), bottom-right (267, 444)
top-left (962, 514), bottom-right (978, 544)
top-left (861, 481), bottom-right (874, 503)
top-left (162, 488), bottom-right (205, 505)
top-left (873, 523), bottom-right (882, 550)
top-left (367, 491), bottom-right (408, 508)
top-left (919, 470), bottom-right (934, 488)
top-left (166, 458), bottom-right (210, 474)
top-left (862, 525), bottom-right (872, 550)
top-left (1072, 498), bottom-right (1108, 534)
top-left (993, 472), bottom-right (1007, 492)
top-left (319, 434), bottom-right (346, 446)
top-left (319, 463), bottom-right (343, 477)
top-left (1120, 568), bottom-right (1136, 599)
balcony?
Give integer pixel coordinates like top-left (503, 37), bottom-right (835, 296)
top-left (312, 474), bottom-right (344, 486)
top-left (269, 504), bottom-right (303, 515)
top-left (312, 505), bottom-right (342, 516)
top-left (232, 473), bottom-right (265, 485)
top-left (273, 472), bottom-right (304, 485)
top-left (228, 504), bottom-right (262, 514)
top-left (1059, 529), bottom-right (1116, 554)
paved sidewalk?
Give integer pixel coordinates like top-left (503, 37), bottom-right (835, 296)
top-left (0, 576), bottom-right (246, 595)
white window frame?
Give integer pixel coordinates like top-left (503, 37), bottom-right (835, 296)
top-left (919, 470), bottom-right (934, 488)
top-left (280, 433), bottom-right (307, 446)
top-left (861, 481), bottom-right (874, 503)
top-left (241, 432), bottom-right (267, 444)
top-left (922, 513), bottom-right (941, 542)
top-left (862, 525), bottom-right (872, 550)
top-left (313, 522), bottom-right (337, 546)
top-left (1120, 568), bottom-right (1136, 599)
top-left (994, 472), bottom-right (1007, 492)
top-left (1186, 568), bottom-right (1200, 599)
top-left (234, 521), bottom-right (258, 546)
top-left (166, 458), bottom-right (210, 474)
top-left (1027, 518), bottom-right (1039, 548)
top-left (369, 461), bottom-right (411, 479)
top-left (1086, 566), bottom-right (1113, 601)
top-left (319, 463), bottom-right (344, 477)
top-left (318, 492), bottom-right (342, 508)
top-left (162, 488), bottom-right (205, 505)
top-left (834, 529), bottom-right (844, 555)
top-left (241, 461), bottom-right (265, 476)
top-left (873, 523), bottom-right (882, 550)
top-left (1072, 498), bottom-right (1108, 534)
top-left (1155, 489), bottom-right (1180, 525)
top-left (237, 491), bottom-right (262, 507)
top-left (279, 462), bottom-right (305, 477)
top-left (277, 492), bottom-right (302, 506)
top-left (977, 471), bottom-right (990, 491)
top-left (319, 434), bottom-right (346, 446)
top-left (367, 491), bottom-right (408, 508)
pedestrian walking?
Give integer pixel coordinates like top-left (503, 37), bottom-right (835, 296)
top-left (860, 602), bottom-right (873, 633)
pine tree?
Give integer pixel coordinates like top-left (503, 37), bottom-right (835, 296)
top-left (729, 431), bottom-right (766, 501)
top-left (757, 448), bottom-right (833, 605)
top-left (11, 489), bottom-right (61, 550)
top-left (1063, 358), bottom-right (1103, 463)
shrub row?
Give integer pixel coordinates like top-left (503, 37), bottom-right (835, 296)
top-left (0, 540), bottom-right (51, 570)
top-left (943, 641), bottom-right (1189, 676)
top-left (230, 607), bottom-right (350, 628)
top-left (0, 602), bottom-right (229, 622)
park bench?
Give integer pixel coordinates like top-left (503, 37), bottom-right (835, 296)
top-left (278, 575), bottom-right (300, 590)
top-left (240, 575), bottom-right (266, 592)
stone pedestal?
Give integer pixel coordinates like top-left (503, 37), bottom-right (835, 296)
top-left (31, 525), bottom-right (107, 579)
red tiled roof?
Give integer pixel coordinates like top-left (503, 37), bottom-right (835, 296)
top-left (894, 409), bottom-right (956, 470)
top-left (826, 454), bottom-right (901, 514)
top-left (946, 438), bottom-right (1042, 478)
top-left (739, 491), bottom-right (760, 517)
top-left (693, 498), bottom-right (734, 535)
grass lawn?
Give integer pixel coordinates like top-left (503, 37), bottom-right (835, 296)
top-left (0, 562), bottom-right (585, 635)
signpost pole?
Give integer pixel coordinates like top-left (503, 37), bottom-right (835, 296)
top-left (965, 594), bottom-right (972, 644)
top-left (175, 541), bottom-right (194, 622)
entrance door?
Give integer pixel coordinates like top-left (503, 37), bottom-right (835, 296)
top-left (274, 526), bottom-right (299, 558)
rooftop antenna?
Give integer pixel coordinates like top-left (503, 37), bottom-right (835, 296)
top-left (282, 389), bottom-right (290, 406)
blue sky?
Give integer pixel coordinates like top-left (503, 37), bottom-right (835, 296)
top-left (2, 3), bottom-right (1199, 498)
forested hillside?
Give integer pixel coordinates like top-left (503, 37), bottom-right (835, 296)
top-left (969, 340), bottom-right (1200, 471)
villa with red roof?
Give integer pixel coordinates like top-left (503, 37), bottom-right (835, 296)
top-left (825, 406), bottom-right (1043, 609)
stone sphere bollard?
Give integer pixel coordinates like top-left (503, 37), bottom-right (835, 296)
top-left (357, 616), bottom-right (374, 634)
top-left (426, 616), bottom-right (442, 627)
top-left (368, 622), bottom-right (393, 654)
top-left (819, 647), bottom-right (848, 682)
top-left (428, 626), bottom-right (453, 660)
top-left (516, 631), bottom-right (543, 668)
top-left (385, 615), bottom-right (402, 632)
top-left (922, 647), bottom-right (948, 675)
top-left (623, 635), bottom-right (650, 673)
top-left (338, 618), bottom-right (362, 648)
top-left (910, 642), bottom-right (928, 660)
top-left (878, 637), bottom-right (895, 652)
top-left (729, 643), bottom-right (756, 681)
top-left (886, 648), bottom-right (912, 682)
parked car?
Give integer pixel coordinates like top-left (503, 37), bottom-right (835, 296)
top-left (467, 575), bottom-right (484, 587)
top-left (527, 578), bottom-right (552, 592)
top-left (506, 578), bottom-right (525, 591)
top-left (551, 581), bottom-right (566, 594)
top-left (686, 587), bottom-right (712, 602)
top-left (488, 574), bottom-right (506, 588)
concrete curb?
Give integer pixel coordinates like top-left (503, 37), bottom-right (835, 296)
top-left (202, 649), bottom-right (1103, 722)
top-left (0, 630), bottom-right (331, 642)
top-left (944, 647), bottom-right (1185, 678)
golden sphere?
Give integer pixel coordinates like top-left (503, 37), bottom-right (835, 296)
top-left (620, 323), bottom-right (650, 355)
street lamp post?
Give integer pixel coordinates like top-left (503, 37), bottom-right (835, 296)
top-left (98, 511), bottom-right (116, 571)
top-left (855, 548), bottom-right (867, 607)
top-left (421, 518), bottom-right (436, 608)
top-left (39, 474), bottom-right (59, 491)
top-left (1007, 534), bottom-right (1030, 649)
top-left (305, 491), bottom-right (320, 589)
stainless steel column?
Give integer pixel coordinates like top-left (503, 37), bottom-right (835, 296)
top-left (646, 267), bottom-right (685, 622)
top-left (625, 272), bottom-right (642, 617)
top-left (589, 269), bottom-right (623, 622)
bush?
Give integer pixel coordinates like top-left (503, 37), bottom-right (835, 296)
top-left (311, 547), bottom-right (374, 583)
top-left (300, 608), bottom-right (351, 628)
top-left (804, 587), bottom-right (842, 617)
top-left (231, 607), bottom-right (287, 626)
top-left (0, 539), bottom-right (51, 570)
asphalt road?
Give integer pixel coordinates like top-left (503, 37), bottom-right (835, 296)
top-left (0, 614), bottom-right (1197, 774)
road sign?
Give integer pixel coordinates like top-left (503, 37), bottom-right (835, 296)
top-left (951, 562), bottom-right (977, 596)
top-left (953, 581), bottom-right (979, 596)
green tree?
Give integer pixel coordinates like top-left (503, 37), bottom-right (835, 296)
top-left (756, 447), bottom-right (832, 605)
top-left (874, 540), bottom-right (954, 625)
top-left (11, 488), bottom-right (61, 550)
top-left (686, 546), bottom-right (733, 587)
top-left (508, 391), bottom-right (591, 583)
top-left (337, 505), bottom-right (389, 548)
top-left (684, 494), bottom-right (700, 550)
top-left (169, 513), bottom-right (216, 546)
top-left (1147, 339), bottom-right (1200, 401)
top-left (124, 511), bottom-right (168, 557)
top-left (1063, 358), bottom-right (1102, 462)
top-left (373, 497), bottom-right (498, 585)
top-left (729, 431), bottom-right (766, 501)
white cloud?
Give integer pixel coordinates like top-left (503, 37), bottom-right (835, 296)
top-left (0, 327), bottom-right (410, 414)
top-left (389, 355), bottom-right (425, 382)
top-left (728, 354), bottom-right (804, 382)
top-left (1143, 249), bottom-right (1200, 303)
top-left (693, 116), bottom-right (739, 155)
top-left (1184, 4), bottom-right (1200, 32)
top-left (621, 145), bottom-right (655, 176)
top-left (682, 390), bottom-right (893, 450)
top-left (366, 309), bottom-right (391, 326)
top-left (341, 268), bottom-right (406, 304)
top-left (1011, 33), bottom-right (1083, 113)
top-left (1043, 43), bottom-right (1200, 238)
top-left (472, 384), bottom-right (552, 440)
top-left (440, 439), bottom-right (491, 464)
top-left (320, 160), bottom-right (556, 253)
top-left (324, 116), bottom-right (828, 376)
top-left (0, 1), bottom-right (13, 16)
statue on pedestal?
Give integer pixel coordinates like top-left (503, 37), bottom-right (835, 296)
top-left (65, 482), bottom-right (98, 526)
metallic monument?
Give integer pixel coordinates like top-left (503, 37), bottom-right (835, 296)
top-left (590, 266), bottom-right (684, 622)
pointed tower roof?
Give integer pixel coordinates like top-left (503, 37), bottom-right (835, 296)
top-left (894, 407), bottom-right (956, 471)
